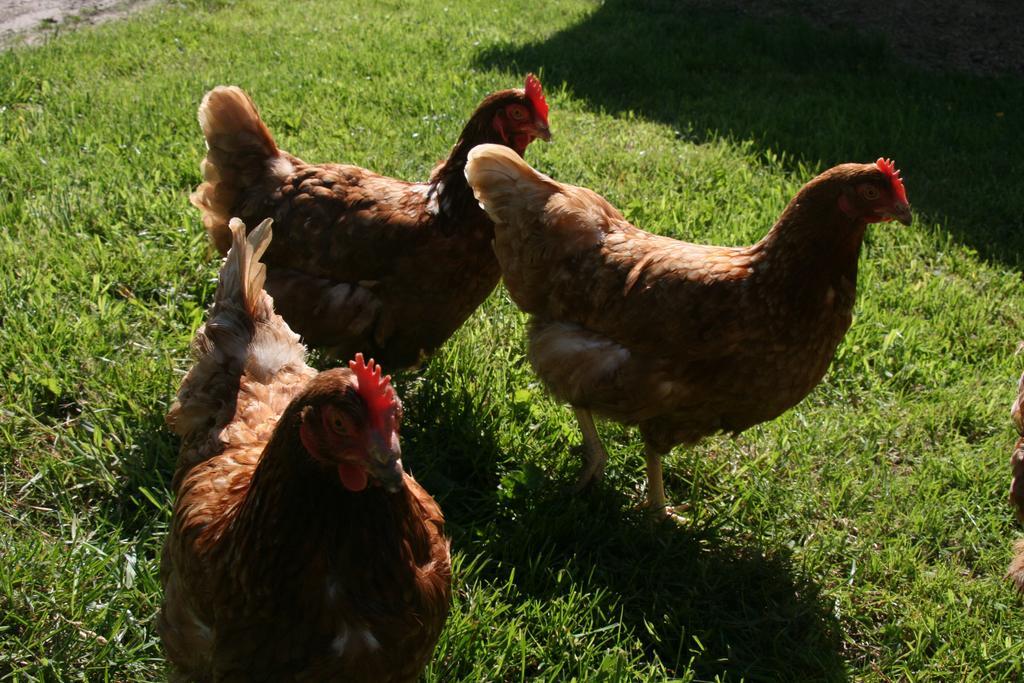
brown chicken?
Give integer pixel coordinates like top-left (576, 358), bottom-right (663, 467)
top-left (1006, 370), bottom-right (1024, 590)
top-left (191, 76), bottom-right (551, 368)
top-left (465, 144), bottom-right (912, 514)
top-left (158, 218), bottom-right (451, 681)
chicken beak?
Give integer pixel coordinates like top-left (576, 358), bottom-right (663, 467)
top-left (890, 201), bottom-right (913, 226)
top-left (368, 432), bottom-right (404, 492)
top-left (532, 119), bottom-right (552, 142)
top-left (373, 457), bottom-right (405, 493)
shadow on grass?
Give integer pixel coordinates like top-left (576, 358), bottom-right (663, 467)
top-left (404, 379), bottom-right (845, 680)
top-left (397, 366), bottom-right (507, 525)
top-left (476, 0), bottom-right (1024, 268)
top-left (458, 478), bottom-right (844, 681)
top-left (106, 411), bottom-right (177, 538)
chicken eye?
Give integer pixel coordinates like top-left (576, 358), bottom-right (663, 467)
top-left (860, 185), bottom-right (880, 200)
top-left (330, 416), bottom-right (349, 435)
top-left (507, 105), bottom-right (528, 121)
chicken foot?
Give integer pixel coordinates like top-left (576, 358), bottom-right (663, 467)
top-left (643, 444), bottom-right (689, 523)
top-left (571, 407), bottom-right (609, 492)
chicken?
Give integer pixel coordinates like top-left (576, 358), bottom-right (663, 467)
top-left (465, 144), bottom-right (912, 514)
top-left (1006, 370), bottom-right (1024, 590)
top-left (190, 75), bottom-right (551, 368)
top-left (158, 218), bottom-right (451, 681)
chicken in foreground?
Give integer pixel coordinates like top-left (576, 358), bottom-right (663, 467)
top-left (158, 218), bottom-right (451, 681)
top-left (191, 75), bottom-right (551, 368)
top-left (465, 144), bottom-right (912, 515)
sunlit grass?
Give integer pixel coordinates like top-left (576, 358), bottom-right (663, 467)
top-left (1, 0), bottom-right (1022, 680)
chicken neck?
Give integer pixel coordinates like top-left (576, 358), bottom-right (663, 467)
top-left (427, 117), bottom-right (506, 226)
top-left (749, 197), bottom-right (868, 304)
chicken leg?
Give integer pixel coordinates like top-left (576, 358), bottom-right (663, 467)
top-left (572, 407), bottom-right (609, 492)
top-left (644, 444), bottom-right (689, 522)
top-left (644, 445), bottom-right (667, 511)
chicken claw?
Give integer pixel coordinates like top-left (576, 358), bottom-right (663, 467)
top-left (642, 446), bottom-right (690, 524)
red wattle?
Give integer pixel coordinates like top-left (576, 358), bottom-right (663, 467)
top-left (512, 133), bottom-right (531, 155)
top-left (338, 463), bottom-right (368, 492)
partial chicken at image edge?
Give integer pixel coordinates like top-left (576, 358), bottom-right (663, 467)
top-left (158, 218), bottom-right (451, 682)
top-left (1006, 370), bottom-right (1024, 590)
top-left (465, 144), bottom-right (912, 518)
top-left (190, 75), bottom-right (551, 369)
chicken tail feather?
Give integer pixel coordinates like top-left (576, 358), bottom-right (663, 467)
top-left (464, 143), bottom-right (558, 227)
top-left (167, 218), bottom-right (306, 478)
top-left (190, 86), bottom-right (290, 254)
top-left (226, 216), bottom-right (272, 321)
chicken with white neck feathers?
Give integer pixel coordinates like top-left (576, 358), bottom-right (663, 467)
top-left (190, 75), bottom-right (551, 368)
top-left (465, 144), bottom-right (912, 516)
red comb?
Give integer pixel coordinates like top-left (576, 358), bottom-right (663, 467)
top-left (525, 73), bottom-right (549, 123)
top-left (349, 353), bottom-right (398, 422)
top-left (875, 157), bottom-right (908, 204)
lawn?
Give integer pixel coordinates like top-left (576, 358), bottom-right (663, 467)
top-left (1, 0), bottom-right (1023, 680)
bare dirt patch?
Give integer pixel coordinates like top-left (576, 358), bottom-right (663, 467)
top-left (0, 0), bottom-right (158, 47)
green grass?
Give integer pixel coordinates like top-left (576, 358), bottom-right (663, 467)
top-left (1, 0), bottom-right (1023, 680)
